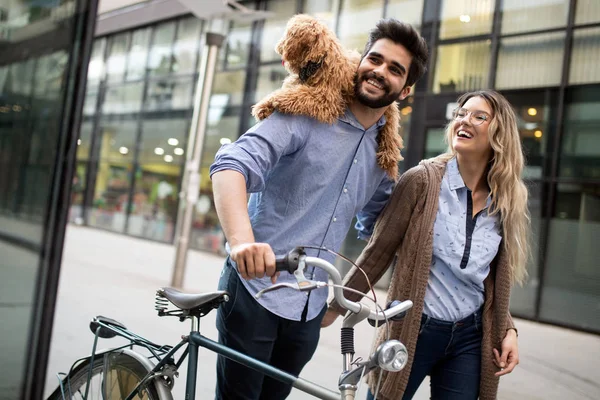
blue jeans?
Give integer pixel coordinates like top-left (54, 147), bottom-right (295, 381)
top-left (368, 310), bottom-right (482, 400)
top-left (215, 260), bottom-right (326, 400)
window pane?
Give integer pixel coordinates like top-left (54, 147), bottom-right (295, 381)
top-left (540, 183), bottom-right (600, 331)
top-left (569, 27), bottom-right (600, 85)
top-left (338, 0), bottom-right (385, 51)
top-left (560, 86), bottom-right (600, 179)
top-left (106, 33), bottom-right (129, 83)
top-left (212, 70), bottom-right (246, 106)
top-left (145, 77), bottom-right (194, 111)
top-left (496, 33), bottom-right (564, 90)
top-left (261, 0), bottom-right (297, 63)
top-left (385, 0), bottom-right (424, 29)
top-left (501, 0), bottom-right (568, 35)
top-left (34, 53), bottom-right (68, 98)
top-left (127, 163), bottom-right (180, 242)
top-left (502, 90), bottom-right (559, 179)
top-left (439, 0), bottom-right (495, 40)
top-left (126, 27), bottom-right (151, 81)
top-left (102, 82), bottom-right (144, 114)
top-left (425, 127), bottom-right (446, 158)
top-left (575, 0), bottom-right (600, 25)
top-left (302, 0), bottom-right (336, 28)
top-left (77, 121), bottom-right (93, 160)
top-left (139, 118), bottom-right (188, 164)
top-left (255, 64), bottom-right (287, 104)
top-left (83, 86), bottom-right (99, 116)
top-left (148, 22), bottom-right (176, 76)
top-left (433, 41), bottom-right (490, 93)
top-left (88, 162), bottom-right (132, 233)
top-left (223, 20), bottom-right (253, 68)
top-left (173, 17), bottom-right (202, 74)
top-left (87, 38), bottom-right (106, 85)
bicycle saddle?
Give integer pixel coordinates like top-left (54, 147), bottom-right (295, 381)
top-left (157, 287), bottom-right (229, 310)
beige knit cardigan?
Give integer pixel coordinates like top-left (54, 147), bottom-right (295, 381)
top-left (331, 157), bottom-right (515, 400)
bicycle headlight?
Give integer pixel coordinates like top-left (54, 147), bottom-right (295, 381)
top-left (376, 340), bottom-right (408, 372)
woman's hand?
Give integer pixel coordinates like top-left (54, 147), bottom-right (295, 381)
top-left (493, 328), bottom-right (519, 376)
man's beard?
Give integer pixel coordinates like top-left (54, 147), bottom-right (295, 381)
top-left (354, 72), bottom-right (400, 109)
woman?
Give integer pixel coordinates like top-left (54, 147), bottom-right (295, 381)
top-left (323, 90), bottom-right (530, 400)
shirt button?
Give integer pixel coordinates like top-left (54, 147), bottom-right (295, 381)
top-left (333, 217), bottom-right (337, 222)
top-left (343, 188), bottom-right (348, 193)
top-left (353, 159), bottom-right (357, 164)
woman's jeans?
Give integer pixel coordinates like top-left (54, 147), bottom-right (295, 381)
top-left (368, 310), bottom-right (482, 400)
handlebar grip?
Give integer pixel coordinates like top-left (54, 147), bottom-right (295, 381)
top-left (367, 300), bottom-right (407, 327)
top-left (275, 247), bottom-right (305, 274)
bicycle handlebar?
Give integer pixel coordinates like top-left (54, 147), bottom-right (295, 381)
top-left (272, 247), bottom-right (413, 322)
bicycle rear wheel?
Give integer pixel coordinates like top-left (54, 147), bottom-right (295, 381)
top-left (48, 351), bottom-right (164, 400)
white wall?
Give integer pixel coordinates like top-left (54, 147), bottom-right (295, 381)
top-left (98, 0), bottom-right (148, 15)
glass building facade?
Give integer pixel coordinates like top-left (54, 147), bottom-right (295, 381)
top-left (73, 0), bottom-right (599, 332)
top-left (0, 0), bottom-right (97, 397)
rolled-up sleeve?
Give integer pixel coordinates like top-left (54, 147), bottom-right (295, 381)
top-left (209, 112), bottom-right (307, 193)
top-left (355, 175), bottom-right (394, 240)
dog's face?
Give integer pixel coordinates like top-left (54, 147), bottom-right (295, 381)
top-left (275, 15), bottom-right (335, 78)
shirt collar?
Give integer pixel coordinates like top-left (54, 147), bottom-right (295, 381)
top-left (448, 157), bottom-right (493, 208)
top-left (447, 157), bottom-right (465, 191)
top-left (339, 108), bottom-right (387, 131)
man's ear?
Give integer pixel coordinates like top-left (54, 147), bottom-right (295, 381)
top-left (398, 85), bottom-right (412, 101)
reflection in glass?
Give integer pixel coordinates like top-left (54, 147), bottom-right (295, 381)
top-left (145, 78), bottom-right (194, 111)
top-left (385, 0), bottom-right (424, 29)
top-left (496, 33), bottom-right (564, 90)
top-left (87, 39), bottom-right (106, 85)
top-left (433, 41), bottom-right (490, 93)
top-left (501, 0), bottom-right (568, 35)
top-left (575, 0), bottom-right (600, 25)
top-left (560, 87), bottom-right (600, 179)
top-left (139, 118), bottom-right (188, 164)
top-left (569, 28), bottom-right (600, 85)
top-left (261, 0), bottom-right (297, 62)
top-left (540, 183), bottom-right (600, 331)
top-left (9, 60), bottom-right (35, 96)
top-left (439, 0), bottom-right (494, 39)
top-left (148, 22), bottom-right (176, 76)
top-left (83, 86), bottom-right (98, 116)
top-left (35, 54), bottom-right (68, 98)
top-left (338, 0), bottom-right (384, 51)
top-left (106, 33), bottom-right (130, 83)
top-left (173, 17), bottom-right (202, 74)
top-left (102, 83), bottom-right (144, 114)
top-left (127, 163), bottom-right (180, 242)
top-left (255, 64), bottom-right (287, 104)
top-left (126, 27), bottom-right (151, 81)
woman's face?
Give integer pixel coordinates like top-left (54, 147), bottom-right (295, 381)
top-left (452, 96), bottom-right (493, 159)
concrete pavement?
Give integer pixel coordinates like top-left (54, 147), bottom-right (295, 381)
top-left (44, 226), bottom-right (600, 399)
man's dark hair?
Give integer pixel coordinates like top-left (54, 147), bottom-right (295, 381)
top-left (362, 18), bottom-right (429, 88)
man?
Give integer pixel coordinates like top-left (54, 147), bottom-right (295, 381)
top-left (209, 18), bottom-right (429, 400)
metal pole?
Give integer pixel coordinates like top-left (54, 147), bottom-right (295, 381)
top-left (171, 31), bottom-right (225, 288)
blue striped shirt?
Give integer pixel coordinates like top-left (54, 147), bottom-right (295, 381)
top-left (209, 111), bottom-right (394, 321)
top-left (423, 157), bottom-right (502, 321)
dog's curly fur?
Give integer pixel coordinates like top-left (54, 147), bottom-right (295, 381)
top-left (252, 14), bottom-right (403, 180)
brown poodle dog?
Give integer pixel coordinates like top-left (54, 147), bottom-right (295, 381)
top-left (252, 14), bottom-right (404, 180)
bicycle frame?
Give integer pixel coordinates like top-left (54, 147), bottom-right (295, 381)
top-left (85, 317), bottom-right (342, 400)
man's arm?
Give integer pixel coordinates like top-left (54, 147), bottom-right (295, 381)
top-left (212, 170), bottom-right (276, 281)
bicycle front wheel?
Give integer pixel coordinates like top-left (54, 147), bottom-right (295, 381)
top-left (48, 351), bottom-right (165, 400)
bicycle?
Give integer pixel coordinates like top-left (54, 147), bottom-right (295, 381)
top-left (47, 246), bottom-right (413, 400)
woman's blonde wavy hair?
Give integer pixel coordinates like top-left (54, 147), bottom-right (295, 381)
top-left (438, 90), bottom-right (530, 285)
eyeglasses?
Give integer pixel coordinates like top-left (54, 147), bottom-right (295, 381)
top-left (452, 107), bottom-right (491, 126)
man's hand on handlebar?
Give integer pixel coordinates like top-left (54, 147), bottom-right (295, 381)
top-left (230, 242), bottom-right (279, 283)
